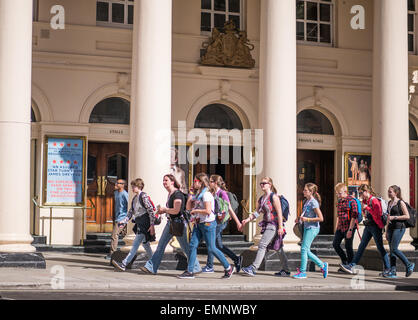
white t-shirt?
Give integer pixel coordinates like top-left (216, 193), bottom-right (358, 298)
top-left (195, 191), bottom-right (215, 223)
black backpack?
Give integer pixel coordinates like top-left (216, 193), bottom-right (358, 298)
top-left (400, 201), bottom-right (417, 228)
top-left (226, 191), bottom-right (239, 212)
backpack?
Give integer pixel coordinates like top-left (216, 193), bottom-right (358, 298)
top-left (258, 193), bottom-right (290, 222)
top-left (399, 201), bottom-right (417, 228)
top-left (370, 196), bottom-right (388, 226)
top-left (138, 192), bottom-right (161, 225)
top-left (214, 194), bottom-right (230, 224)
top-left (348, 197), bottom-right (363, 223)
top-left (227, 191), bottom-right (239, 212)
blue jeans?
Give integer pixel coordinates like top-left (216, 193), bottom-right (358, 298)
top-left (206, 221), bottom-right (239, 268)
top-left (188, 221), bottom-right (230, 273)
top-left (122, 232), bottom-right (153, 266)
top-left (387, 228), bottom-right (411, 269)
top-left (144, 220), bottom-right (201, 274)
top-left (352, 225), bottom-right (390, 269)
top-left (300, 227), bottom-right (324, 273)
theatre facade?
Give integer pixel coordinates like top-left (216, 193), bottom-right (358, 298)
top-left (1, 0), bottom-right (418, 256)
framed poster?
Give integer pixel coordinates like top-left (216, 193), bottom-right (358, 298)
top-left (43, 135), bottom-right (87, 206)
top-left (170, 144), bottom-right (193, 193)
top-left (344, 152), bottom-right (371, 196)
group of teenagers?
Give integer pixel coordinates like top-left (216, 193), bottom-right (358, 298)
top-left (110, 173), bottom-right (415, 280)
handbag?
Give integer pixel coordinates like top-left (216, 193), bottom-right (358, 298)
top-left (169, 217), bottom-right (185, 236)
top-left (293, 221), bottom-right (304, 240)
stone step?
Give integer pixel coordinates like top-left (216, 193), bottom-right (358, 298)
top-left (312, 235), bottom-right (335, 242)
top-left (83, 239), bottom-right (126, 247)
top-left (34, 244), bottom-right (125, 253)
top-left (86, 233), bottom-right (124, 241)
top-left (310, 242), bottom-right (335, 249)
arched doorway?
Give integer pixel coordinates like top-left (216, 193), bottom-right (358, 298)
top-left (194, 103), bottom-right (244, 234)
top-left (87, 97), bottom-right (130, 233)
top-left (297, 109), bottom-right (335, 234)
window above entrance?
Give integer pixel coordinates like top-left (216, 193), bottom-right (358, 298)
top-left (96, 0), bottom-right (134, 28)
top-left (201, 0), bottom-right (243, 33)
top-left (296, 0), bottom-right (333, 45)
top-left (194, 104), bottom-right (243, 130)
top-left (297, 109), bottom-right (334, 135)
top-left (89, 97), bottom-right (130, 125)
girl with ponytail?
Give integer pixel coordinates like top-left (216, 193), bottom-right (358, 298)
top-left (293, 183), bottom-right (328, 279)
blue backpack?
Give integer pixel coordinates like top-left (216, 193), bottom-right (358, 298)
top-left (270, 193), bottom-right (290, 222)
top-left (348, 197), bottom-right (363, 223)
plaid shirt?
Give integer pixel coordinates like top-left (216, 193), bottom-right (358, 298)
top-left (336, 196), bottom-right (359, 233)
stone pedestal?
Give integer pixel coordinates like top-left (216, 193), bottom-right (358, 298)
top-left (0, 253), bottom-right (46, 269)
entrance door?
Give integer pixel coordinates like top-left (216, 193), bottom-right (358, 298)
top-left (86, 143), bottom-right (129, 233)
top-left (297, 150), bottom-right (334, 234)
top-left (194, 146), bottom-right (243, 234)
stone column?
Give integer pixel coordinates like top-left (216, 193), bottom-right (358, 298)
top-left (372, 0), bottom-right (414, 249)
top-left (258, 0), bottom-right (299, 251)
top-left (0, 0), bottom-right (44, 267)
top-left (123, 0), bottom-right (172, 252)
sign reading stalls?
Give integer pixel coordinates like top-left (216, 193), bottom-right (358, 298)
top-left (43, 136), bottom-right (86, 206)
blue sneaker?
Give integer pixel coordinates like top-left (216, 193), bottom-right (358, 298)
top-left (406, 263), bottom-right (415, 278)
top-left (382, 269), bottom-right (396, 278)
top-left (340, 263), bottom-right (354, 274)
top-left (292, 270), bottom-right (307, 279)
top-left (242, 266), bottom-right (256, 277)
top-left (201, 266), bottom-right (214, 273)
top-left (321, 262), bottom-right (328, 279)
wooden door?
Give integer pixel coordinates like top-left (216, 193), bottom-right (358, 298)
top-left (194, 146), bottom-right (243, 234)
top-left (297, 150), bottom-right (335, 234)
top-left (86, 143), bottom-right (129, 233)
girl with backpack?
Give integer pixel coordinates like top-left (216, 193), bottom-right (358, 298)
top-left (385, 185), bottom-right (415, 278)
top-left (140, 174), bottom-right (201, 274)
top-left (201, 175), bottom-right (243, 274)
top-left (112, 178), bottom-right (154, 272)
top-left (241, 177), bottom-right (290, 277)
top-left (340, 184), bottom-right (391, 277)
top-left (292, 183), bottom-right (328, 279)
top-left (177, 173), bottom-right (235, 279)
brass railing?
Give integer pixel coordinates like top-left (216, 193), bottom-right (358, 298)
top-left (32, 196), bottom-right (95, 246)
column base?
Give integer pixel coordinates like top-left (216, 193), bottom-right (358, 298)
top-left (0, 252), bottom-right (46, 269)
top-left (358, 248), bottom-right (418, 272)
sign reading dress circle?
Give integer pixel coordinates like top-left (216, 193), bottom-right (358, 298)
top-left (201, 20), bottom-right (255, 69)
top-left (43, 136), bottom-right (86, 206)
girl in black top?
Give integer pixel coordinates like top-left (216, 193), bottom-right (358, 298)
top-left (386, 185), bottom-right (415, 278)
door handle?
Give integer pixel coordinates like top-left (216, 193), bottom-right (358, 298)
top-left (96, 176), bottom-right (102, 196)
top-left (102, 177), bottom-right (108, 196)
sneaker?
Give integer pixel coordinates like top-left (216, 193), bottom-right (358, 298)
top-left (140, 265), bottom-right (154, 274)
top-left (222, 266), bottom-right (235, 279)
top-left (321, 262), bottom-right (328, 279)
top-left (406, 263), bottom-right (415, 278)
top-left (382, 269), bottom-right (395, 278)
top-left (201, 266), bottom-right (215, 273)
top-left (274, 270), bottom-right (291, 277)
top-left (242, 266), bottom-right (256, 277)
top-left (177, 271), bottom-right (195, 279)
top-left (340, 263), bottom-right (354, 275)
top-left (104, 254), bottom-right (111, 260)
top-left (112, 260), bottom-right (126, 272)
top-left (292, 271), bottom-right (307, 279)
top-left (234, 256), bottom-right (243, 273)
top-left (337, 267), bottom-right (345, 273)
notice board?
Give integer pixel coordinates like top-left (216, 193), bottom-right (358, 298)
top-left (43, 136), bottom-right (87, 206)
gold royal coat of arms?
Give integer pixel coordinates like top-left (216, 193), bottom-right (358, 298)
top-left (201, 20), bottom-right (255, 69)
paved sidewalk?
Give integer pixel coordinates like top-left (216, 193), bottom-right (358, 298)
top-left (0, 252), bottom-right (417, 292)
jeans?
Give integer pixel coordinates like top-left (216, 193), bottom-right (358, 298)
top-left (144, 220), bottom-right (201, 274)
top-left (206, 221), bottom-right (239, 268)
top-left (300, 227), bottom-right (324, 273)
top-left (352, 225), bottom-right (390, 269)
top-left (251, 223), bottom-right (289, 271)
top-left (387, 228), bottom-right (411, 269)
top-left (333, 229), bottom-right (354, 265)
top-left (122, 232), bottom-right (153, 266)
top-left (188, 221), bottom-right (230, 273)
